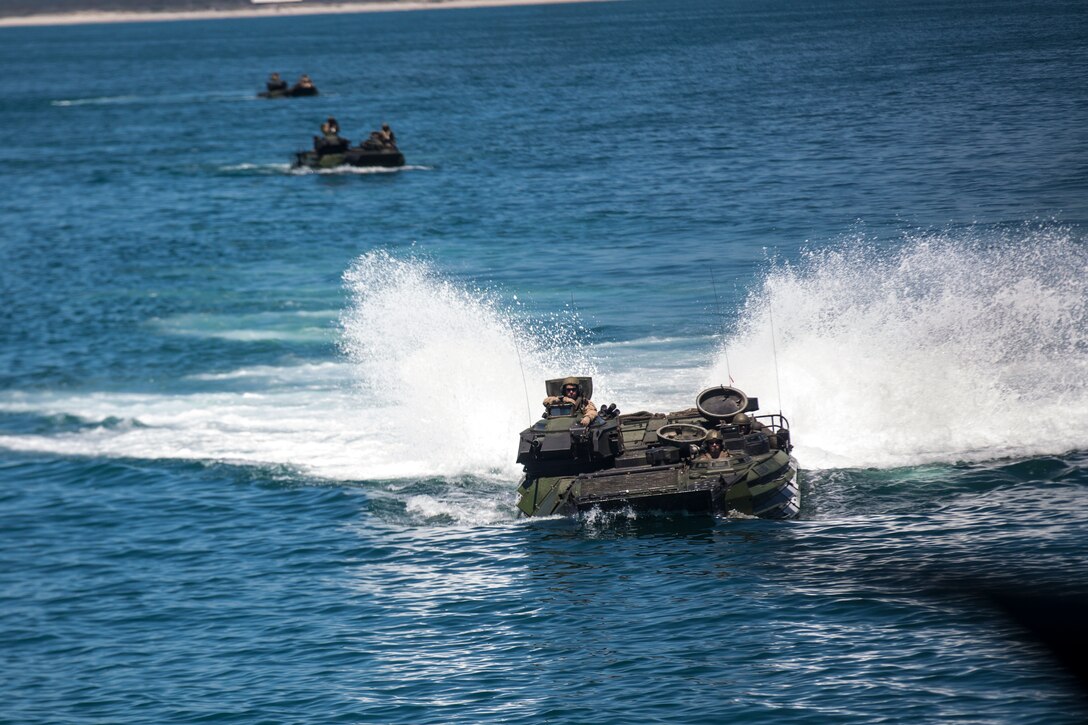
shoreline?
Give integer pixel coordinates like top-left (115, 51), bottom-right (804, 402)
top-left (0, 0), bottom-right (605, 28)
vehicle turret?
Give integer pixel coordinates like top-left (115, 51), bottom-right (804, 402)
top-left (517, 376), bottom-right (623, 473)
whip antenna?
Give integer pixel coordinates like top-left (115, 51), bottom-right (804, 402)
top-left (512, 331), bottom-right (533, 427)
top-left (709, 269), bottom-right (733, 384)
top-left (768, 307), bottom-right (783, 415)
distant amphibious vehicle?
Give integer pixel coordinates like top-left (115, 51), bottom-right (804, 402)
top-left (292, 146), bottom-right (405, 170)
top-left (258, 74), bottom-right (318, 98)
top-left (516, 379), bottom-right (799, 519)
top-left (293, 126), bottom-right (405, 170)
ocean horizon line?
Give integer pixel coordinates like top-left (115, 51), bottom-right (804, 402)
top-left (0, 0), bottom-right (609, 28)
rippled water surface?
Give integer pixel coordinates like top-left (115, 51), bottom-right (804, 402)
top-left (2, 0), bottom-right (1087, 722)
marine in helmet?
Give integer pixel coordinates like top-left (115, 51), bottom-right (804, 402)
top-left (361, 123), bottom-right (398, 151)
top-left (697, 430), bottom-right (727, 460)
top-left (266, 72), bottom-right (288, 93)
top-left (731, 412), bottom-right (765, 434)
top-left (543, 377), bottom-right (598, 427)
top-left (377, 123), bottom-right (396, 148)
top-left (315, 116), bottom-right (348, 154)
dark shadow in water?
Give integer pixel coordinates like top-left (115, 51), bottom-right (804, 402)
top-left (985, 589), bottom-right (1088, 694)
top-left (860, 561), bottom-right (1088, 705)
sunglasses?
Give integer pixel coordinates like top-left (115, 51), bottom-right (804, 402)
top-left (563, 387), bottom-right (578, 393)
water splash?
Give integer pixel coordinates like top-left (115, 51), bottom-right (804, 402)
top-left (0, 252), bottom-right (597, 518)
top-left (339, 250), bottom-right (598, 478)
top-left (708, 226), bottom-right (1088, 469)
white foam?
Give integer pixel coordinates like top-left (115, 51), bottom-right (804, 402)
top-left (220, 162), bottom-right (430, 176)
top-left (404, 494), bottom-right (511, 526)
top-left (152, 310), bottom-right (338, 343)
top-left (0, 384), bottom-right (406, 479)
top-left (706, 228), bottom-right (1088, 469)
top-left (288, 164), bottom-right (432, 176)
top-left (53, 91), bottom-right (250, 107)
top-left (185, 361), bottom-right (344, 383)
top-left (219, 162), bottom-right (294, 175)
top-left (52, 95), bottom-right (144, 107)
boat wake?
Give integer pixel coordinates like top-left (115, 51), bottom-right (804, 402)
top-left (53, 91), bottom-right (254, 108)
top-left (217, 163), bottom-right (431, 176)
top-left (52, 95), bottom-right (147, 107)
top-left (288, 164), bottom-right (432, 176)
top-left (218, 162), bottom-right (294, 175)
top-left (150, 309), bottom-right (338, 343)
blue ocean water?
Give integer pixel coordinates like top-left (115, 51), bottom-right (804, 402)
top-left (2, 0), bottom-right (1088, 721)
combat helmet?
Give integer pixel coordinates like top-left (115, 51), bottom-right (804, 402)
top-left (732, 413), bottom-right (751, 426)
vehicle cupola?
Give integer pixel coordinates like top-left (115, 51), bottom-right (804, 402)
top-left (545, 376), bottom-right (593, 401)
top-left (696, 385), bottom-right (754, 422)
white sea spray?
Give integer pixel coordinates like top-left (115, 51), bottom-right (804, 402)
top-left (708, 227), bottom-right (1088, 469)
top-left (338, 250), bottom-right (599, 479)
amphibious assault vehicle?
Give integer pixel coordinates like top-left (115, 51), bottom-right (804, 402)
top-left (292, 146), bottom-right (405, 170)
top-left (516, 378), bottom-right (799, 519)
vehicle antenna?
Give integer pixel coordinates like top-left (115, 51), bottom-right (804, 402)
top-left (709, 269), bottom-right (734, 384)
top-left (512, 330), bottom-right (533, 427)
top-left (768, 307), bottom-right (783, 415)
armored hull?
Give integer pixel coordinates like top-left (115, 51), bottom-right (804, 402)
top-left (259, 86), bottom-right (319, 98)
top-left (293, 148), bottom-right (405, 170)
top-left (516, 382), bottom-right (799, 520)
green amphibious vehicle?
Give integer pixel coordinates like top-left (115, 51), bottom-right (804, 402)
top-left (293, 146), bottom-right (405, 170)
top-left (516, 378), bottom-right (799, 519)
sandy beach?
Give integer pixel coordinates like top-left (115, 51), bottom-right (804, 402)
top-left (0, 0), bottom-right (604, 28)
